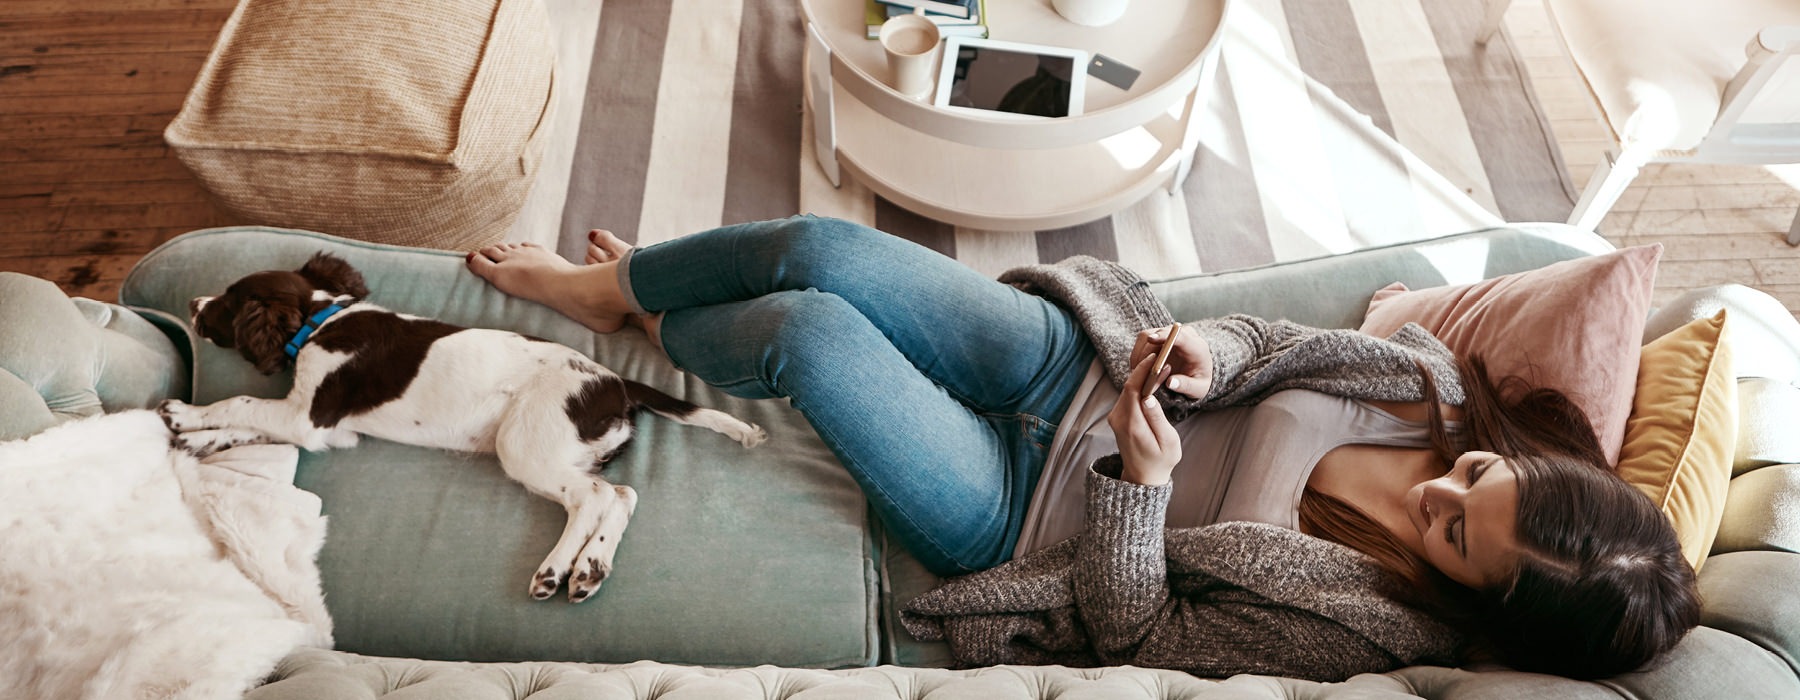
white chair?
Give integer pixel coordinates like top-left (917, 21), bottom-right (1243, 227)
top-left (1480, 0), bottom-right (1800, 244)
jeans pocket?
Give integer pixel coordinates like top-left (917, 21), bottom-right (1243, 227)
top-left (1013, 413), bottom-right (1059, 455)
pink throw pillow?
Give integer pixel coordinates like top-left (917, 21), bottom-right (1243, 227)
top-left (1358, 245), bottom-right (1662, 466)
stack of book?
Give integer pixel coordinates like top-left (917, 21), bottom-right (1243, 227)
top-left (864, 0), bottom-right (989, 39)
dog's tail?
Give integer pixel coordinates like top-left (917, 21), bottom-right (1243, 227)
top-left (623, 379), bottom-right (767, 448)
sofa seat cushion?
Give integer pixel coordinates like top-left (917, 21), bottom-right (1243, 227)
top-left (164, 0), bottom-right (556, 250)
top-left (120, 227), bottom-right (878, 668)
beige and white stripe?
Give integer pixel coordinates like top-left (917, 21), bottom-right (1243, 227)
top-left (549, 0), bottom-right (1570, 279)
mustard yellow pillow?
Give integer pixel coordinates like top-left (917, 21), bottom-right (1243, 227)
top-left (1616, 310), bottom-right (1736, 569)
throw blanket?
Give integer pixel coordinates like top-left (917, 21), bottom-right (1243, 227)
top-left (0, 411), bottom-right (331, 700)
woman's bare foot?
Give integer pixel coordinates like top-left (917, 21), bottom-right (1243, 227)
top-left (581, 229), bottom-right (664, 349)
top-left (466, 242), bottom-right (630, 333)
top-left (584, 229), bottom-right (633, 265)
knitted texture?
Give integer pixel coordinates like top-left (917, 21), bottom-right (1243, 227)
top-left (999, 256), bottom-right (1467, 416)
top-left (901, 468), bottom-right (1463, 681)
top-left (164, 0), bottom-right (555, 250)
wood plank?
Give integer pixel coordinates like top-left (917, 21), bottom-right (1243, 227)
top-left (0, 200), bottom-right (230, 234)
top-left (3, 156), bottom-right (200, 185)
top-left (0, 10), bottom-right (231, 58)
top-left (1627, 207), bottom-right (1796, 236)
top-left (0, 254), bottom-right (141, 301)
top-left (0, 134), bottom-right (174, 163)
top-left (0, 50), bottom-right (210, 96)
top-left (0, 227), bottom-right (201, 257)
top-left (0, 180), bottom-right (217, 211)
top-left (1621, 232), bottom-right (1797, 261)
top-left (2, 91), bottom-right (189, 116)
top-left (5, 0), bottom-right (231, 16)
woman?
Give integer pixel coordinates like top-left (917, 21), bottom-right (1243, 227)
top-left (466, 216), bottom-right (1698, 682)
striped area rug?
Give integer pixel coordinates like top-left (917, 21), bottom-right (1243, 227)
top-left (538, 0), bottom-right (1574, 280)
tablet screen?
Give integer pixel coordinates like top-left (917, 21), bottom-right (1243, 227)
top-left (944, 45), bottom-right (1077, 118)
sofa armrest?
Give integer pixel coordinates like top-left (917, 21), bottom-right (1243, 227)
top-left (0, 272), bottom-right (190, 441)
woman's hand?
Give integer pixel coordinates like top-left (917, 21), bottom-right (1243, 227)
top-left (1128, 324), bottom-right (1214, 400)
top-left (1108, 352), bottom-right (1182, 486)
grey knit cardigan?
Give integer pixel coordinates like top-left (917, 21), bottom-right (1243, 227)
top-left (899, 257), bottom-right (1467, 681)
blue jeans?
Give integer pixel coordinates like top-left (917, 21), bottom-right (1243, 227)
top-left (619, 216), bottom-right (1095, 576)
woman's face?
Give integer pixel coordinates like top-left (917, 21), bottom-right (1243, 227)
top-left (1405, 450), bottom-right (1523, 589)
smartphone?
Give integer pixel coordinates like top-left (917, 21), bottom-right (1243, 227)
top-left (1143, 322), bottom-right (1181, 395)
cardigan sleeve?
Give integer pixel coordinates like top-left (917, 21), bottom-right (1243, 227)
top-left (1072, 461), bottom-right (1407, 681)
top-left (1071, 459), bottom-right (1174, 657)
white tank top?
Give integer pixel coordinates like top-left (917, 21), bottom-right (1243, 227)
top-left (1014, 360), bottom-right (1458, 558)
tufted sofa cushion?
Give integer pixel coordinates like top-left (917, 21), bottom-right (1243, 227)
top-left (0, 272), bottom-right (189, 441)
top-left (253, 634), bottom-right (1800, 700)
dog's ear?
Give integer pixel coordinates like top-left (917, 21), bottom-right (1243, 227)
top-left (298, 253), bottom-right (370, 299)
top-left (235, 300), bottom-right (302, 375)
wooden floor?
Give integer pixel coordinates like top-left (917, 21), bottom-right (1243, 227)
top-left (1, 0), bottom-right (236, 299)
top-left (3, 0), bottom-right (1797, 315)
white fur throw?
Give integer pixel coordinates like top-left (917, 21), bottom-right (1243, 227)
top-left (0, 410), bottom-right (331, 700)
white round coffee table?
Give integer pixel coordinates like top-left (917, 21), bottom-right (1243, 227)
top-left (800, 0), bottom-right (1230, 230)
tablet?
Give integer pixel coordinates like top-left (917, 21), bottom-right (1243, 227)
top-left (932, 37), bottom-right (1088, 118)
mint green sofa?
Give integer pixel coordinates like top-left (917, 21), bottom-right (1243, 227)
top-left (5, 223), bottom-right (1800, 698)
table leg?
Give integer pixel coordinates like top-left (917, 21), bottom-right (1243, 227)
top-left (804, 22), bottom-right (841, 188)
top-left (1170, 68), bottom-right (1209, 193)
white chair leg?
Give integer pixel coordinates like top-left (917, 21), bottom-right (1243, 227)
top-left (1786, 206), bottom-right (1799, 246)
top-left (1569, 151), bottom-right (1643, 233)
top-left (1477, 0), bottom-right (1513, 45)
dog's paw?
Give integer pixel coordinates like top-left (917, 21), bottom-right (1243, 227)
top-left (615, 484), bottom-right (639, 516)
top-left (738, 423), bottom-right (768, 449)
top-left (172, 428), bottom-right (266, 459)
top-left (157, 399), bottom-right (201, 433)
top-left (568, 555), bottom-right (612, 603)
top-left (529, 566), bottom-right (565, 601)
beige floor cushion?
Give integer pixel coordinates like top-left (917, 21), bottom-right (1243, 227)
top-left (165, 0), bottom-right (556, 250)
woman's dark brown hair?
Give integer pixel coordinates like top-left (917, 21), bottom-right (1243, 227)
top-left (1299, 355), bottom-right (1701, 679)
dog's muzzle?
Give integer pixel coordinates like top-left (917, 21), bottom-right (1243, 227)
top-left (189, 296), bottom-right (213, 323)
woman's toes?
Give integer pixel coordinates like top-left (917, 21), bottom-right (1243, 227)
top-left (466, 249), bottom-right (510, 280)
top-left (589, 229), bottom-right (633, 258)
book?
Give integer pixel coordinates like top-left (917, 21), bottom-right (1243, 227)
top-left (875, 0), bottom-right (974, 20)
top-left (886, 3), bottom-right (977, 26)
top-left (865, 0), bottom-right (988, 39)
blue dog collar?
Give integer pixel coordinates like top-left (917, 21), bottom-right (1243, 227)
top-left (284, 304), bottom-right (346, 359)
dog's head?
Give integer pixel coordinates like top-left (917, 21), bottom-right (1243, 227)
top-left (190, 253), bottom-right (370, 375)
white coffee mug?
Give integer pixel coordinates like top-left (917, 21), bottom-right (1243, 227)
top-left (1052, 0), bottom-right (1129, 27)
top-left (878, 9), bottom-right (941, 99)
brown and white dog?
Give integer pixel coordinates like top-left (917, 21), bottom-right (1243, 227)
top-left (158, 253), bottom-right (766, 603)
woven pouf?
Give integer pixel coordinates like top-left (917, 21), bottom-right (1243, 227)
top-left (165, 0), bottom-right (555, 250)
